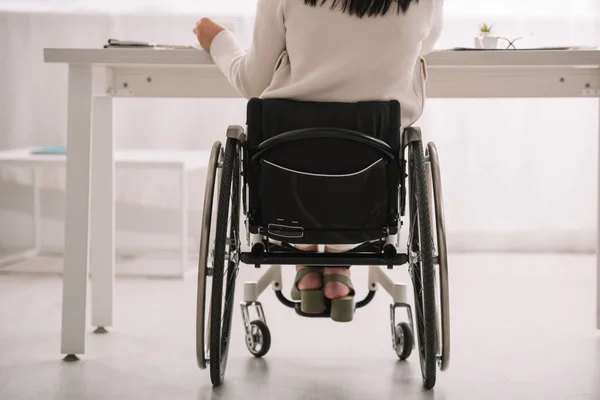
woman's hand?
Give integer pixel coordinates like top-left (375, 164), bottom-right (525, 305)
top-left (193, 18), bottom-right (226, 52)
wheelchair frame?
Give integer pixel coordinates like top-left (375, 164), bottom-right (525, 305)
top-left (195, 124), bottom-right (450, 390)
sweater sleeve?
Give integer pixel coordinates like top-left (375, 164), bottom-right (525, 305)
top-left (209, 0), bottom-right (286, 99)
top-left (421, 0), bottom-right (444, 55)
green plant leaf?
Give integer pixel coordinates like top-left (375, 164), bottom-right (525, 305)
top-left (479, 23), bottom-right (493, 33)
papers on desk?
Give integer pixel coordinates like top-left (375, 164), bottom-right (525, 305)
top-left (448, 46), bottom-right (597, 51)
top-left (103, 39), bottom-right (194, 49)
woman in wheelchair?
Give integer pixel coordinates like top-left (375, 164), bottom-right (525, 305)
top-left (194, 0), bottom-right (449, 389)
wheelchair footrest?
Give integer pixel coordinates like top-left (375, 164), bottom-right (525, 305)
top-left (294, 306), bottom-right (333, 319)
top-left (274, 290), bottom-right (377, 318)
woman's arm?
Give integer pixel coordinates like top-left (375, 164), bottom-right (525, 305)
top-left (196, 0), bottom-right (286, 99)
top-left (421, 0), bottom-right (444, 55)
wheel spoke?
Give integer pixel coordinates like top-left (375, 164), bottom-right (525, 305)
top-left (220, 263), bottom-right (239, 327)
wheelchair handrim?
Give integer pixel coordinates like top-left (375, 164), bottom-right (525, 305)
top-left (427, 142), bottom-right (451, 371)
top-left (196, 141), bottom-right (222, 369)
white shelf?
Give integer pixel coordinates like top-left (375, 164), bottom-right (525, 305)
top-left (0, 148), bottom-right (210, 171)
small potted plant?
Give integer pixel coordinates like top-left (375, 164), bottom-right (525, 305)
top-left (475, 23), bottom-right (499, 49)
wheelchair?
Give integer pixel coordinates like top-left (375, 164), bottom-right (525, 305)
top-left (195, 98), bottom-right (450, 390)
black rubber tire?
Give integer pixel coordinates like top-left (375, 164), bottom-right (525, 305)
top-left (408, 140), bottom-right (437, 390)
top-left (209, 138), bottom-right (241, 387)
top-left (395, 322), bottom-right (414, 361)
top-left (246, 320), bottom-right (272, 358)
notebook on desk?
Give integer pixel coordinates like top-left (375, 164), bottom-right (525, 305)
top-left (103, 39), bottom-right (194, 50)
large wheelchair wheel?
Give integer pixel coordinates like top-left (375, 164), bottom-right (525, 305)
top-left (196, 142), bottom-right (222, 370)
top-left (209, 138), bottom-right (242, 386)
top-left (426, 143), bottom-right (450, 372)
top-left (408, 139), bottom-right (437, 390)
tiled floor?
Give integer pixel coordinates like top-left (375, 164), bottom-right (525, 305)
top-left (0, 253), bottom-right (599, 400)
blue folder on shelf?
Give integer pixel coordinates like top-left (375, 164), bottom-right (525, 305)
top-left (31, 146), bottom-right (67, 155)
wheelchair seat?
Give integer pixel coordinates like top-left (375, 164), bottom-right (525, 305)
top-left (245, 98), bottom-right (403, 245)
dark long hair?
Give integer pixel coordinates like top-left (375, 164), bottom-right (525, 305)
top-left (304, 0), bottom-right (419, 18)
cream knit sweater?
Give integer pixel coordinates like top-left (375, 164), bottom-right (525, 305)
top-left (210, 0), bottom-right (444, 127)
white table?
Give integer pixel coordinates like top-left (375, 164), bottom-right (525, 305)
top-left (0, 148), bottom-right (209, 277)
top-left (43, 48), bottom-right (600, 357)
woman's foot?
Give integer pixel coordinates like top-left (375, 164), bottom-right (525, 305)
top-left (295, 265), bottom-right (323, 291)
top-left (322, 246), bottom-right (353, 299)
top-left (291, 245), bottom-right (325, 314)
top-left (323, 267), bottom-right (355, 322)
top-left (292, 266), bottom-right (325, 314)
top-left (323, 267), bottom-right (352, 299)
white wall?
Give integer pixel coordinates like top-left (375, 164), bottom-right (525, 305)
top-left (0, 2), bottom-right (599, 256)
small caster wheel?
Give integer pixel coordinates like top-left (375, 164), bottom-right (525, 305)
top-left (245, 320), bottom-right (271, 358)
top-left (394, 322), bottom-right (413, 361)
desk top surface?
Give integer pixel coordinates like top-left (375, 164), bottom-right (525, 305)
top-left (44, 48), bottom-right (600, 68)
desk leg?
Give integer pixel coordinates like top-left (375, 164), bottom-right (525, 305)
top-left (91, 97), bottom-right (114, 332)
top-left (61, 65), bottom-right (93, 358)
top-left (180, 169), bottom-right (188, 277)
top-left (33, 168), bottom-right (41, 255)
top-left (597, 97), bottom-right (600, 330)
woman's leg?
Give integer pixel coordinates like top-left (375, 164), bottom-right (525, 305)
top-left (291, 244), bottom-right (325, 314)
top-left (323, 245), bottom-right (355, 322)
top-left (323, 245), bottom-right (353, 299)
top-left (295, 244), bottom-right (321, 290)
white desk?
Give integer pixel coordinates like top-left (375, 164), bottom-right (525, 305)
top-left (43, 48), bottom-right (600, 357)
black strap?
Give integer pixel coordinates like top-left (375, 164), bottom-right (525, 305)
top-left (251, 127), bottom-right (395, 163)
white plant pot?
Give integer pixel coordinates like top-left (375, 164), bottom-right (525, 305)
top-left (474, 34), bottom-right (499, 49)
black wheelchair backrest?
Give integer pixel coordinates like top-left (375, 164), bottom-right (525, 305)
top-left (244, 98), bottom-right (402, 245)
